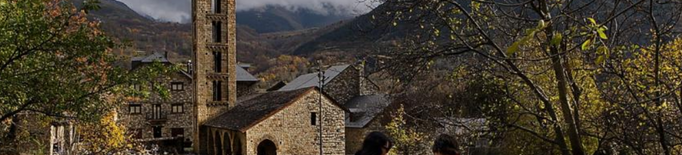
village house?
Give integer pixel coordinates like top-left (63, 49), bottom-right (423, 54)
top-left (119, 51), bottom-right (259, 152)
top-left (276, 64), bottom-right (392, 154)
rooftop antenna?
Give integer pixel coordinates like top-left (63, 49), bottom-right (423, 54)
top-left (317, 60), bottom-right (326, 155)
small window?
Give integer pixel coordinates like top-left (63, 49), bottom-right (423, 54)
top-left (129, 104), bottom-right (142, 114)
top-left (132, 84), bottom-right (141, 91)
top-left (171, 104), bottom-right (184, 113)
top-left (171, 128), bottom-right (184, 138)
top-left (212, 0), bottom-right (222, 13)
top-left (133, 128), bottom-right (143, 139)
top-left (212, 81), bottom-right (222, 101)
top-left (171, 82), bottom-right (184, 91)
top-left (213, 52), bottom-right (222, 73)
top-left (311, 112), bottom-right (317, 125)
top-left (212, 21), bottom-right (222, 43)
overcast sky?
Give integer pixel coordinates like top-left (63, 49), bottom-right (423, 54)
top-left (116, 0), bottom-right (378, 23)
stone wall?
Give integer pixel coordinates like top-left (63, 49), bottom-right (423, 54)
top-left (237, 82), bottom-right (257, 97)
top-left (359, 76), bottom-right (379, 96)
top-left (354, 63), bottom-right (380, 96)
top-left (245, 90), bottom-right (346, 155)
top-left (325, 67), bottom-right (359, 105)
top-left (118, 72), bottom-right (194, 141)
top-left (344, 119), bottom-right (384, 155)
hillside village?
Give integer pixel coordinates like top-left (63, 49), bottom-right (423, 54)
top-left (35, 0), bottom-right (492, 154)
top-left (120, 51), bottom-right (398, 154)
top-left (4, 0), bottom-right (682, 155)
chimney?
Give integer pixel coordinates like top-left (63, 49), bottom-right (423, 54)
top-left (164, 51), bottom-right (168, 59)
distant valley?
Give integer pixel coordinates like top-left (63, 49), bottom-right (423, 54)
top-left (83, 0), bottom-right (402, 86)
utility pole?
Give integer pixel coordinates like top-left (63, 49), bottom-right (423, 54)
top-left (317, 60), bottom-right (326, 155)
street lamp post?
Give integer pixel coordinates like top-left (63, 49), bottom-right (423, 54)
top-left (317, 61), bottom-right (326, 155)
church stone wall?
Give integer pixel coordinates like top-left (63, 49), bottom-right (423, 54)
top-left (245, 91), bottom-right (346, 155)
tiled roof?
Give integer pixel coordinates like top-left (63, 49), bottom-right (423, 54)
top-left (345, 94), bottom-right (391, 128)
top-left (278, 65), bottom-right (350, 91)
top-left (203, 88), bottom-right (313, 131)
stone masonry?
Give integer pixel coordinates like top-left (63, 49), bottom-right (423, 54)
top-left (193, 0), bottom-right (237, 152)
top-left (244, 90), bottom-right (346, 155)
top-left (119, 71), bottom-right (195, 140)
top-left (324, 66), bottom-right (360, 105)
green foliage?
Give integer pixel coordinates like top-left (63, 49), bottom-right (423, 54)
top-left (385, 104), bottom-right (429, 155)
top-left (375, 0), bottom-right (682, 154)
top-left (507, 20), bottom-right (547, 55)
top-left (0, 0), bottom-right (172, 151)
top-left (78, 111), bottom-right (135, 154)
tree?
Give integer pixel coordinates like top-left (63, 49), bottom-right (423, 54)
top-left (369, 0), bottom-right (682, 154)
top-left (77, 111), bottom-right (139, 154)
top-left (385, 104), bottom-right (429, 155)
top-left (0, 0), bottom-right (171, 151)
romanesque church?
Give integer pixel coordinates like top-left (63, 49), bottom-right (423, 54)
top-left (117, 0), bottom-right (392, 154)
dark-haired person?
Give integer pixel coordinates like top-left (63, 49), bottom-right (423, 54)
top-left (355, 131), bottom-right (393, 155)
top-left (432, 134), bottom-right (460, 155)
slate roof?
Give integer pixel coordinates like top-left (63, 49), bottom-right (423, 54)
top-left (278, 65), bottom-right (350, 91)
top-left (131, 52), bottom-right (192, 79)
top-left (345, 94), bottom-right (391, 128)
top-left (132, 52), bottom-right (170, 63)
top-left (204, 87), bottom-right (350, 131)
top-left (236, 66), bottom-right (259, 82)
top-left (203, 88), bottom-right (311, 131)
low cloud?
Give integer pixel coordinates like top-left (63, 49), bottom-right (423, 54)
top-left (116, 0), bottom-right (191, 23)
top-left (237, 0), bottom-right (380, 16)
top-left (116, 0), bottom-right (380, 23)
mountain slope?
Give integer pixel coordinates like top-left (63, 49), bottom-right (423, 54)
top-left (77, 0), bottom-right (192, 58)
top-left (236, 5), bottom-right (354, 33)
top-left (292, 3), bottom-right (417, 56)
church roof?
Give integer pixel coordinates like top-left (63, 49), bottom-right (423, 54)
top-left (204, 87), bottom-right (348, 132)
top-left (278, 65), bottom-right (350, 91)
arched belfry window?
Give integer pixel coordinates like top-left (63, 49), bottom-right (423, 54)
top-left (211, 0), bottom-right (222, 13)
top-left (212, 21), bottom-right (222, 43)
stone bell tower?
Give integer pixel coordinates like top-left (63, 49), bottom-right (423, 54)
top-left (192, 0), bottom-right (236, 152)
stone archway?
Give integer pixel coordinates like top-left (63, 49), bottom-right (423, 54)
top-left (233, 135), bottom-right (243, 155)
top-left (222, 133), bottom-right (231, 155)
top-left (213, 131), bottom-right (221, 155)
top-left (256, 139), bottom-right (277, 155)
top-left (207, 131), bottom-right (215, 155)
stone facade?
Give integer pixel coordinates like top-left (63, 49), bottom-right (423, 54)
top-left (245, 90), bottom-right (345, 155)
top-left (193, 0), bottom-right (238, 152)
top-left (355, 64), bottom-right (380, 96)
top-left (323, 64), bottom-right (380, 105)
top-left (236, 82), bottom-right (257, 97)
top-left (203, 89), bottom-right (347, 155)
top-left (345, 120), bottom-right (383, 154)
top-left (119, 71), bottom-right (195, 141)
top-left (324, 66), bottom-right (360, 105)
